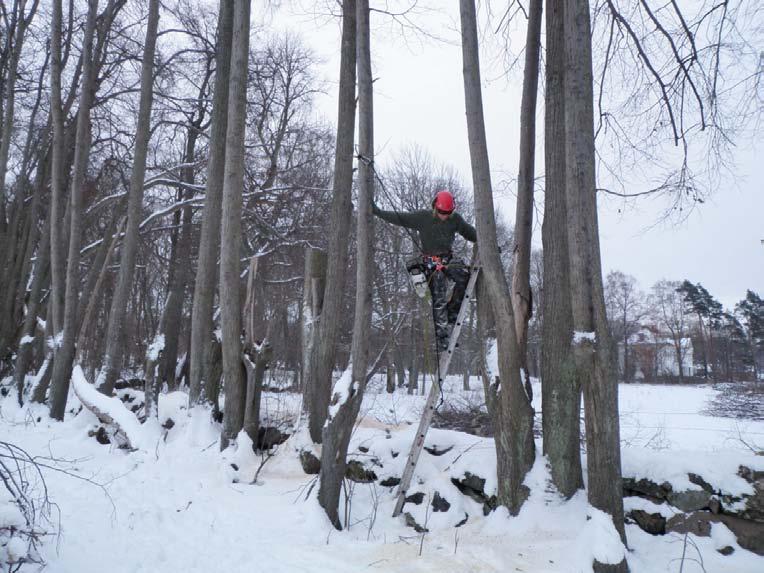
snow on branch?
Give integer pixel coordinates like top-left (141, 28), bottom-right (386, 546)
top-left (72, 366), bottom-right (145, 451)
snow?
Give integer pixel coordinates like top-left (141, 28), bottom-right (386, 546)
top-left (2, 374), bottom-right (763, 573)
top-left (327, 365), bottom-right (354, 420)
top-left (573, 330), bottom-right (597, 344)
top-left (19, 335), bottom-right (35, 346)
top-left (146, 334), bottom-right (165, 361)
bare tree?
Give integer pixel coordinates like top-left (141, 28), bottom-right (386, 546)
top-left (98, 0), bottom-right (161, 397)
top-left (188, 0), bottom-right (233, 410)
top-left (541, 0), bottom-right (583, 500)
top-left (510, 0), bottom-right (542, 400)
top-left (319, 0), bottom-right (373, 529)
top-left (459, 0), bottom-right (534, 515)
top-left (605, 271), bottom-right (645, 382)
top-left (306, 0), bottom-right (357, 444)
top-left (219, 0), bottom-right (252, 448)
top-left (564, 0), bottom-right (628, 568)
top-left (48, 0), bottom-right (101, 420)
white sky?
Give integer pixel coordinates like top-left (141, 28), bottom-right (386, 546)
top-left (264, 1), bottom-right (763, 311)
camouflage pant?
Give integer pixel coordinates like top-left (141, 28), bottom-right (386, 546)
top-left (427, 261), bottom-right (470, 351)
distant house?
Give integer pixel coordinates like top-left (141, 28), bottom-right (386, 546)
top-left (617, 327), bottom-right (694, 382)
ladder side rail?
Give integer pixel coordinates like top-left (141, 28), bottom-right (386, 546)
top-left (392, 261), bottom-right (481, 517)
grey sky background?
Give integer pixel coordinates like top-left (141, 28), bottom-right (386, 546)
top-left (266, 1), bottom-right (763, 311)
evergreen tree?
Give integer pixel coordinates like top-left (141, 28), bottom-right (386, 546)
top-left (736, 290), bottom-right (764, 380)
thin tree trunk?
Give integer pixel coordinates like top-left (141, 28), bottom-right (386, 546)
top-left (48, 0), bottom-right (66, 341)
top-left (13, 212), bottom-right (51, 404)
top-left (189, 0), bottom-right (233, 408)
top-left (563, 0), bottom-right (628, 568)
top-left (459, 0), bottom-right (535, 515)
top-left (219, 0), bottom-right (251, 448)
top-left (511, 0), bottom-right (542, 402)
top-left (541, 0), bottom-right (582, 499)
top-left (300, 247), bottom-right (327, 395)
top-left (48, 0), bottom-right (100, 420)
top-left (318, 0), bottom-right (369, 529)
top-left (306, 0), bottom-right (357, 444)
top-left (97, 0), bottom-right (160, 396)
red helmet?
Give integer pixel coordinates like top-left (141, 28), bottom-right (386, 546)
top-left (433, 190), bottom-right (455, 214)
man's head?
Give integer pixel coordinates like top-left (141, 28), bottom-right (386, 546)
top-left (432, 189), bottom-right (455, 220)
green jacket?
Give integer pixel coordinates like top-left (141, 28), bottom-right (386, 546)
top-left (372, 204), bottom-right (477, 255)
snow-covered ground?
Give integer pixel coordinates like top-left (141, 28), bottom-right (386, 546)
top-left (1, 375), bottom-right (763, 573)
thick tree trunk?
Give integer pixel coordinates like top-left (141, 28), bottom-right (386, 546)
top-left (306, 0), bottom-right (357, 444)
top-left (511, 0), bottom-right (542, 401)
top-left (219, 0), bottom-right (251, 448)
top-left (541, 0), bottom-right (583, 499)
top-left (563, 0), bottom-right (628, 568)
top-left (459, 0), bottom-right (535, 515)
top-left (48, 0), bottom-right (100, 420)
top-left (97, 0), bottom-right (160, 397)
top-left (188, 0), bottom-right (233, 408)
top-left (319, 0), bottom-right (369, 529)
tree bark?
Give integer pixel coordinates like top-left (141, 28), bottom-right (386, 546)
top-left (97, 0), bottom-right (160, 397)
top-left (188, 0), bottom-right (233, 408)
top-left (219, 0), bottom-right (251, 449)
top-left (319, 0), bottom-right (370, 529)
top-left (306, 0), bottom-right (357, 444)
top-left (563, 0), bottom-right (628, 567)
top-left (459, 0), bottom-right (535, 515)
top-left (48, 0), bottom-right (100, 420)
top-left (300, 246), bottom-right (326, 394)
top-left (511, 0), bottom-right (542, 401)
top-left (541, 0), bottom-right (583, 499)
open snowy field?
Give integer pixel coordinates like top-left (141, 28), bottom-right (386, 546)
top-left (2, 376), bottom-right (763, 573)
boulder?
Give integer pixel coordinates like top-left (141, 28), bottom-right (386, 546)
top-left (666, 511), bottom-right (764, 556)
top-left (345, 460), bottom-right (377, 483)
top-left (404, 512), bottom-right (428, 533)
top-left (299, 449), bottom-right (320, 474)
top-left (667, 489), bottom-right (712, 512)
top-left (622, 477), bottom-right (672, 502)
top-left (432, 491), bottom-right (451, 512)
top-left (627, 509), bottom-right (666, 535)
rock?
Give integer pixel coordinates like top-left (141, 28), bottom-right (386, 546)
top-left (162, 418), bottom-right (175, 430)
top-left (380, 477), bottom-right (400, 487)
top-left (708, 498), bottom-right (721, 514)
top-left (483, 496), bottom-right (498, 516)
top-left (666, 511), bottom-right (764, 556)
top-left (423, 444), bottom-right (454, 456)
top-left (299, 449), bottom-right (321, 474)
top-left (717, 546), bottom-right (734, 556)
top-left (405, 492), bottom-right (425, 505)
top-left (622, 477), bottom-right (672, 502)
top-left (739, 465), bottom-right (764, 482)
top-left (358, 446), bottom-right (369, 453)
top-left (90, 426), bottom-right (111, 445)
top-left (404, 512), bottom-right (428, 533)
top-left (431, 491), bottom-right (450, 512)
top-left (628, 510), bottom-right (666, 535)
top-left (667, 489), bottom-right (712, 512)
top-left (455, 512), bottom-right (469, 527)
top-left (257, 426), bottom-right (289, 450)
top-left (688, 473), bottom-right (715, 493)
top-left (737, 467), bottom-right (764, 523)
top-left (345, 460), bottom-right (377, 483)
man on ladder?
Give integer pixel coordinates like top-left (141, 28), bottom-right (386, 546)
top-left (372, 189), bottom-right (477, 352)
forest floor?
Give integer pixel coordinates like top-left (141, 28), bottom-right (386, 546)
top-left (1, 374), bottom-right (763, 573)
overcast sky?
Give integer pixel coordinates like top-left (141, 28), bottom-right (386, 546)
top-left (266, 1), bottom-right (763, 311)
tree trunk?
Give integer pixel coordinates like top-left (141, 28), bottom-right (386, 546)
top-left (541, 0), bottom-right (583, 499)
top-left (188, 0), bottom-right (233, 408)
top-left (97, 0), bottom-right (160, 397)
top-left (459, 0), bottom-right (535, 515)
top-left (160, 127), bottom-right (199, 390)
top-left (48, 0), bottom-right (100, 420)
top-left (511, 0), bottom-right (542, 402)
top-left (563, 0), bottom-right (628, 567)
top-left (306, 0), bottom-right (357, 444)
top-left (48, 0), bottom-right (66, 341)
top-left (219, 0), bottom-right (251, 449)
top-left (319, 0), bottom-right (370, 530)
top-left (300, 247), bottom-right (327, 394)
